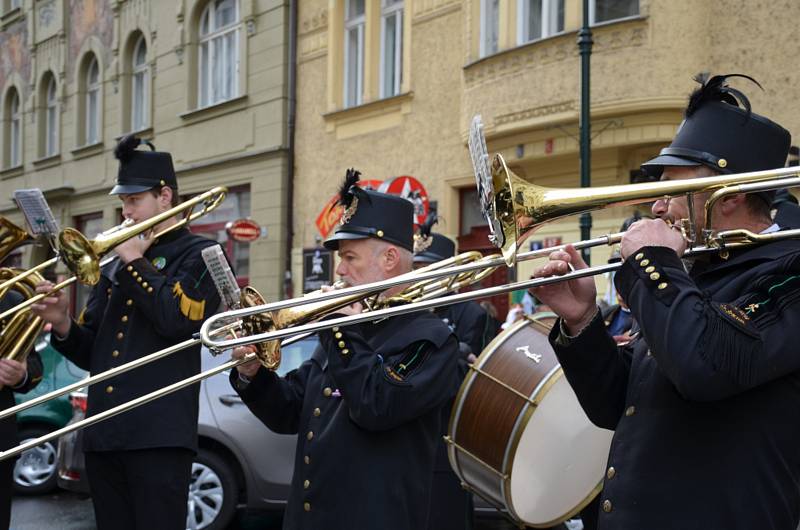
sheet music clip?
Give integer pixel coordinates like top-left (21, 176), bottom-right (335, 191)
top-left (13, 189), bottom-right (60, 250)
top-left (201, 245), bottom-right (241, 311)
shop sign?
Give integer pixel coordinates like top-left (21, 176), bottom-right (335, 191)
top-left (303, 247), bottom-right (333, 293)
top-left (315, 179), bottom-right (383, 238)
top-left (378, 176), bottom-right (430, 226)
top-left (226, 218), bottom-right (262, 242)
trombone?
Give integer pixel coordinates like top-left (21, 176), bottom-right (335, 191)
top-left (3, 164), bottom-right (800, 461)
top-left (0, 186), bottom-right (228, 322)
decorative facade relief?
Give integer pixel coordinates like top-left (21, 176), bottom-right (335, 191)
top-left (36, 0), bottom-right (62, 44)
top-left (494, 101), bottom-right (576, 127)
top-left (69, 0), bottom-right (114, 74)
top-left (412, 0), bottom-right (460, 22)
top-left (298, 8), bottom-right (327, 62)
top-left (0, 20), bottom-right (31, 95)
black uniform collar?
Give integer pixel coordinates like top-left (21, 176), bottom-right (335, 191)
top-left (691, 234), bottom-right (800, 280)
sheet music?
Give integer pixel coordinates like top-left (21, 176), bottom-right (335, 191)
top-left (201, 245), bottom-right (241, 310)
top-left (13, 189), bottom-right (59, 236)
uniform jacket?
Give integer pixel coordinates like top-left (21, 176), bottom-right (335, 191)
top-left (0, 291), bottom-right (43, 452)
top-left (551, 239), bottom-right (800, 530)
top-left (231, 310), bottom-right (461, 530)
top-left (434, 301), bottom-right (499, 359)
top-left (52, 228), bottom-right (221, 453)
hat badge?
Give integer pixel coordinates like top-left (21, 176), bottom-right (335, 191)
top-left (413, 233), bottom-right (434, 254)
top-left (339, 196), bottom-right (359, 226)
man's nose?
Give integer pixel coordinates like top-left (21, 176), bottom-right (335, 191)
top-left (651, 198), bottom-right (668, 217)
top-left (335, 261), bottom-right (346, 277)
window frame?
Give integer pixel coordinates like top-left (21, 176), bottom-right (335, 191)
top-left (343, 0), bottom-right (365, 108)
top-left (589, 0), bottom-right (640, 25)
top-left (8, 89), bottom-right (21, 167)
top-left (45, 75), bottom-right (58, 157)
top-left (379, 0), bottom-right (403, 99)
top-left (518, 0), bottom-right (564, 44)
top-left (85, 57), bottom-right (101, 145)
top-left (130, 35), bottom-right (150, 132)
top-left (198, 0), bottom-right (241, 109)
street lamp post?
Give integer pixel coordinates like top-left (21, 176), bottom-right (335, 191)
top-left (578, 0), bottom-right (593, 264)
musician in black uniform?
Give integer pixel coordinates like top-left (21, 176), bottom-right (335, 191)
top-left (230, 170), bottom-right (461, 530)
top-left (531, 74), bottom-right (800, 530)
top-left (413, 224), bottom-right (499, 530)
top-left (32, 135), bottom-right (222, 530)
top-left (0, 290), bottom-right (43, 529)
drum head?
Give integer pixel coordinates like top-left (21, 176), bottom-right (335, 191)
top-left (508, 373), bottom-right (614, 526)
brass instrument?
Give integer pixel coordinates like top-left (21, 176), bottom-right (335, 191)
top-left (0, 186), bottom-right (228, 322)
top-left (0, 217), bottom-right (33, 264)
top-left (0, 268), bottom-right (45, 365)
top-left (6, 160), bottom-right (800, 461)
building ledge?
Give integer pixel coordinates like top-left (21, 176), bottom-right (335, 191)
top-left (0, 164), bottom-right (23, 180)
top-left (115, 126), bottom-right (154, 142)
top-left (322, 92), bottom-right (414, 140)
top-left (71, 142), bottom-right (104, 160)
top-left (180, 95), bottom-right (249, 125)
top-left (33, 153), bottom-right (62, 170)
top-left (1, 7), bottom-right (22, 28)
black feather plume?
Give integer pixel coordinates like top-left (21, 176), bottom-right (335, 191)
top-left (114, 134), bottom-right (142, 162)
top-left (418, 211), bottom-right (439, 239)
top-left (334, 168), bottom-right (370, 210)
top-left (685, 73), bottom-right (763, 118)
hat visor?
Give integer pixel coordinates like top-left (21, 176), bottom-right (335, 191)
top-left (413, 252), bottom-right (446, 264)
top-left (109, 183), bottom-right (154, 195)
top-left (323, 230), bottom-right (370, 250)
top-left (641, 153), bottom-right (703, 171)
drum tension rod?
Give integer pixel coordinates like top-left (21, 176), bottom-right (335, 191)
top-left (443, 436), bottom-right (507, 480)
top-left (468, 364), bottom-right (538, 407)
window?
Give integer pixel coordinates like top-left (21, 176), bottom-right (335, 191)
top-left (480, 0), bottom-right (500, 57)
top-left (519, 0), bottom-right (564, 43)
top-left (198, 0), bottom-right (240, 108)
top-left (379, 0), bottom-right (403, 99)
top-left (131, 35), bottom-right (149, 131)
top-left (85, 57), bottom-right (100, 145)
top-left (9, 0), bottom-right (21, 10)
top-left (45, 76), bottom-right (58, 156)
top-left (344, 0), bottom-right (365, 107)
top-left (591, 0), bottom-right (639, 24)
top-left (8, 90), bottom-right (21, 167)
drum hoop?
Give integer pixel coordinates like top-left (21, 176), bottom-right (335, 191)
top-left (447, 316), bottom-right (532, 489)
top-left (502, 364), bottom-right (562, 524)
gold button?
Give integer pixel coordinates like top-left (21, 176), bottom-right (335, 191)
top-left (634, 252), bottom-right (644, 261)
top-left (313, 407), bottom-right (321, 417)
top-left (639, 259), bottom-right (650, 267)
top-left (121, 316), bottom-right (128, 323)
top-left (341, 349), bottom-right (349, 355)
top-left (718, 158), bottom-right (727, 168)
top-left (160, 179), bottom-right (166, 186)
top-left (338, 341), bottom-right (345, 349)
top-left (323, 387), bottom-right (332, 397)
top-left (602, 500), bottom-right (612, 513)
top-left (376, 230), bottom-right (384, 237)
top-left (606, 467), bottom-right (616, 479)
top-left (304, 502), bottom-right (311, 512)
top-left (126, 299), bottom-right (133, 306)
top-left (132, 271), bottom-right (138, 277)
top-left (126, 265), bottom-right (133, 272)
top-left (303, 479), bottom-right (310, 489)
top-left (304, 455), bottom-right (310, 465)
top-left (650, 272), bottom-right (661, 281)
top-left (306, 431), bottom-right (314, 441)
top-left (645, 266), bottom-right (655, 273)
top-left (625, 405), bottom-right (636, 416)
top-left (117, 332), bottom-right (124, 340)
top-left (334, 332), bottom-right (343, 339)
top-left (105, 386), bottom-right (114, 394)
top-left (112, 350), bottom-right (120, 358)
top-left (142, 282), bottom-right (148, 288)
top-left (658, 282), bottom-right (668, 290)
top-left (147, 287), bottom-right (154, 293)
top-left (332, 327), bottom-right (339, 332)
top-left (137, 277), bottom-right (143, 283)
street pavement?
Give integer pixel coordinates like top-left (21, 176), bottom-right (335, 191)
top-left (10, 491), bottom-right (520, 530)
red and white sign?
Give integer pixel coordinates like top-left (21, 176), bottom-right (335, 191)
top-left (378, 176), bottom-right (430, 227)
top-left (226, 218), bottom-right (261, 242)
top-left (315, 180), bottom-right (383, 239)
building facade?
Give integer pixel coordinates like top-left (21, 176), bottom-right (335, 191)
top-left (0, 0), bottom-right (292, 310)
top-left (292, 0), bottom-right (800, 310)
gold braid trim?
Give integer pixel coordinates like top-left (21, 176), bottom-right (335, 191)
top-left (172, 281), bottom-right (206, 321)
top-left (76, 308), bottom-right (87, 325)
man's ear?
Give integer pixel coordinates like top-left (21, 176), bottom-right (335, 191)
top-left (159, 186), bottom-right (174, 209)
top-left (718, 192), bottom-right (746, 216)
top-left (383, 245), bottom-right (400, 273)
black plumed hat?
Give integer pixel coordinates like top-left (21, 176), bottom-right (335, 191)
top-left (109, 134), bottom-right (178, 195)
top-left (323, 169), bottom-right (415, 252)
top-left (413, 212), bottom-right (456, 263)
top-left (642, 74), bottom-right (790, 186)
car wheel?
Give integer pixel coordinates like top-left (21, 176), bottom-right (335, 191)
top-left (186, 449), bottom-right (238, 530)
top-left (13, 426), bottom-right (58, 495)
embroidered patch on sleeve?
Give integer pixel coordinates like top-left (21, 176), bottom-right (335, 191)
top-left (710, 302), bottom-right (759, 338)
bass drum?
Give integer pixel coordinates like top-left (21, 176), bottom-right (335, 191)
top-left (446, 313), bottom-right (614, 528)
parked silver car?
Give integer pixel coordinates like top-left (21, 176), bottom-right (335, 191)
top-left (57, 337), bottom-right (319, 530)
